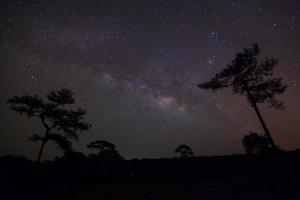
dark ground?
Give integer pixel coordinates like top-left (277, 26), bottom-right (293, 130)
top-left (1, 150), bottom-right (300, 200)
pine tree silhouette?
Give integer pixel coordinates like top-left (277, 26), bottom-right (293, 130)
top-left (198, 44), bottom-right (287, 149)
top-left (7, 88), bottom-right (91, 162)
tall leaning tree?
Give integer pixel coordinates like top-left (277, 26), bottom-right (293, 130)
top-left (198, 44), bottom-right (287, 149)
top-left (7, 88), bottom-right (91, 163)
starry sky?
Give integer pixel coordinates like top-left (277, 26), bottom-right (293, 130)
top-left (0, 0), bottom-right (299, 160)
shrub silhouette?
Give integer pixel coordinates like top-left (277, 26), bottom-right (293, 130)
top-left (241, 132), bottom-right (272, 154)
top-left (7, 88), bottom-right (91, 163)
top-left (175, 144), bottom-right (194, 158)
top-left (87, 140), bottom-right (123, 161)
top-left (198, 44), bottom-right (287, 149)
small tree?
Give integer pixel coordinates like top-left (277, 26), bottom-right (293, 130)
top-left (175, 144), bottom-right (194, 158)
top-left (198, 44), bottom-right (287, 149)
top-left (242, 132), bottom-right (271, 154)
top-left (7, 88), bottom-right (91, 163)
top-left (87, 140), bottom-right (123, 160)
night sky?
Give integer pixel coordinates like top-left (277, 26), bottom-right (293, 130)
top-left (0, 0), bottom-right (299, 160)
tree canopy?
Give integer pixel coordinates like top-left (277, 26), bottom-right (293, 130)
top-left (87, 140), bottom-right (123, 161)
top-left (7, 88), bottom-right (91, 162)
top-left (199, 44), bottom-right (286, 109)
top-left (241, 132), bottom-right (272, 154)
top-left (175, 144), bottom-right (194, 158)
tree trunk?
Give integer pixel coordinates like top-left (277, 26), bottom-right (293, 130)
top-left (36, 139), bottom-right (47, 163)
top-left (244, 86), bottom-right (277, 149)
top-left (36, 129), bottom-right (49, 163)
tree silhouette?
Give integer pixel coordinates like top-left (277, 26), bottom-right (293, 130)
top-left (175, 144), bottom-right (194, 158)
top-left (56, 151), bottom-right (87, 164)
top-left (87, 140), bottom-right (123, 160)
top-left (87, 140), bottom-right (116, 152)
top-left (7, 88), bottom-right (91, 163)
top-left (198, 44), bottom-right (287, 149)
top-left (242, 132), bottom-right (271, 154)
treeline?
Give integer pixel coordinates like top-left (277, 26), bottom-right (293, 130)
top-left (1, 150), bottom-right (300, 184)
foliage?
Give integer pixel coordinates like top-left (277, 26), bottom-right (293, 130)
top-left (87, 140), bottom-right (123, 160)
top-left (241, 132), bottom-right (272, 154)
top-left (56, 151), bottom-right (87, 164)
top-left (198, 44), bottom-right (286, 109)
top-left (87, 140), bottom-right (116, 152)
top-left (7, 88), bottom-right (91, 162)
top-left (175, 144), bottom-right (194, 158)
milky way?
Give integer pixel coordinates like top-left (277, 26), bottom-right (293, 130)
top-left (0, 0), bottom-right (299, 159)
